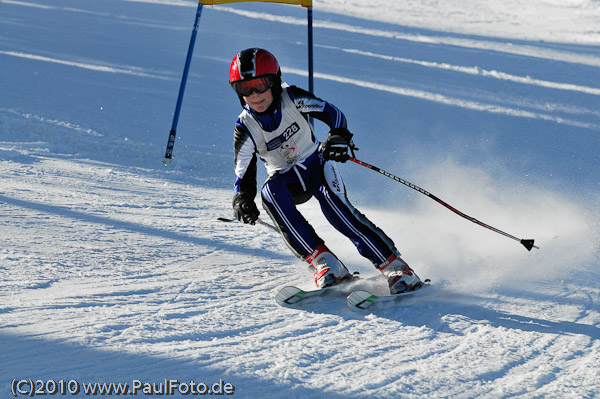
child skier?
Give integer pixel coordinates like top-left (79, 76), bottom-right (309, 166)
top-left (229, 48), bottom-right (422, 294)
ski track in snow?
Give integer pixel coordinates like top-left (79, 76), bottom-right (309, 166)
top-left (316, 44), bottom-right (600, 97)
top-left (1, 0), bottom-right (600, 398)
top-left (281, 66), bottom-right (600, 131)
top-left (0, 50), bottom-right (176, 80)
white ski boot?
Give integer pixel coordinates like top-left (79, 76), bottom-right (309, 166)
top-left (307, 245), bottom-right (351, 288)
top-left (378, 252), bottom-right (422, 294)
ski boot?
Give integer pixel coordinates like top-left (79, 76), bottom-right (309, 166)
top-left (306, 245), bottom-right (351, 288)
top-left (378, 252), bottom-right (422, 294)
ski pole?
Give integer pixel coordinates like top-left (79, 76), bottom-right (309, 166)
top-left (217, 217), bottom-right (279, 233)
top-left (348, 157), bottom-right (538, 251)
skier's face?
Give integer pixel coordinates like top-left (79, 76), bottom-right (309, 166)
top-left (244, 88), bottom-right (273, 113)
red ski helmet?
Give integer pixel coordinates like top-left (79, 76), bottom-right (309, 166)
top-left (229, 48), bottom-right (282, 106)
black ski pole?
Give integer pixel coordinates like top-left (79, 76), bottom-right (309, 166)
top-left (348, 157), bottom-right (538, 251)
top-left (217, 217), bottom-right (279, 233)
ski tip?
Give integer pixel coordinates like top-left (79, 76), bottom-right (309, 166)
top-left (275, 286), bottom-right (305, 306)
top-left (346, 290), bottom-right (378, 312)
top-left (520, 239), bottom-right (538, 251)
top-left (346, 280), bottom-right (432, 312)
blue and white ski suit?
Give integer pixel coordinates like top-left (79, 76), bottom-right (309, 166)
top-left (233, 85), bottom-right (397, 266)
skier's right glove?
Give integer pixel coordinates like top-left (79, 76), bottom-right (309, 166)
top-left (318, 127), bottom-right (357, 163)
top-left (233, 193), bottom-right (260, 225)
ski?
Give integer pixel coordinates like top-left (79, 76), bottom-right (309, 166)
top-left (346, 279), bottom-right (431, 312)
top-left (275, 274), bottom-right (360, 306)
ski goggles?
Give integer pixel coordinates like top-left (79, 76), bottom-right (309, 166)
top-left (231, 75), bottom-right (275, 97)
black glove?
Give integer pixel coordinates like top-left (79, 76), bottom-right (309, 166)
top-left (233, 193), bottom-right (260, 225)
top-left (318, 127), bottom-right (356, 163)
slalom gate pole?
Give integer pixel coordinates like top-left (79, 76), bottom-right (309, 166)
top-left (348, 157), bottom-right (538, 251)
top-left (163, 3), bottom-right (204, 165)
top-left (306, 5), bottom-right (314, 128)
top-left (307, 6), bottom-right (314, 95)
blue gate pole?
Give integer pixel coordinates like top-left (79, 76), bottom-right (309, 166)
top-left (307, 5), bottom-right (314, 127)
top-left (307, 5), bottom-right (314, 94)
top-left (163, 3), bottom-right (204, 165)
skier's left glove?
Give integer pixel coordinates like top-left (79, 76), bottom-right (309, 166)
top-left (233, 193), bottom-right (260, 225)
top-left (318, 127), bottom-right (357, 163)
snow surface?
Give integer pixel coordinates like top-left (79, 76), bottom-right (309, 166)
top-left (1, 0), bottom-right (599, 397)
